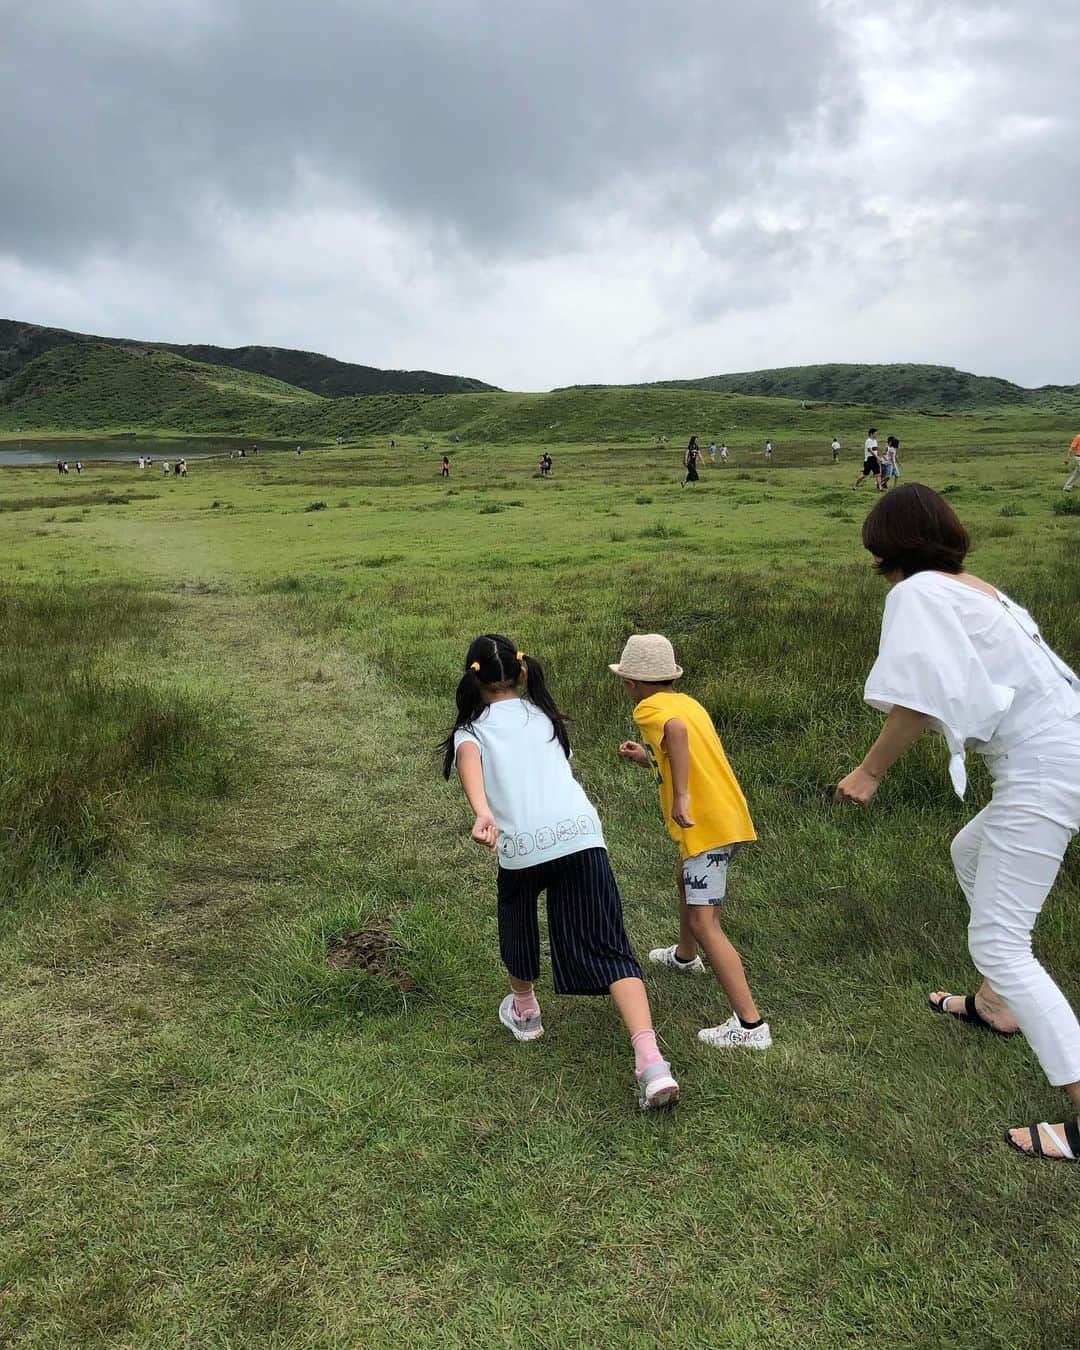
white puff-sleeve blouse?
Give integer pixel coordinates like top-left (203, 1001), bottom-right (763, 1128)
top-left (864, 571), bottom-right (1080, 797)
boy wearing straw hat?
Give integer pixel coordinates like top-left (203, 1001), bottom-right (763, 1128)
top-left (611, 634), bottom-right (771, 1049)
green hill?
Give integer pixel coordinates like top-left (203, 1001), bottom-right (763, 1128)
top-left (0, 344), bottom-right (319, 432)
top-left (0, 318), bottom-right (500, 396)
top-left (3, 346), bottom-right (1078, 448)
top-left (564, 363), bottom-right (1080, 414)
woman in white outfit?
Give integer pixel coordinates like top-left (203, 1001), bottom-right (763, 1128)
top-left (837, 483), bottom-right (1080, 1163)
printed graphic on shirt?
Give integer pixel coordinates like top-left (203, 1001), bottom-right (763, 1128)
top-left (577, 815), bottom-right (596, 835)
top-left (535, 826), bottom-right (557, 851)
top-left (556, 819), bottom-right (579, 843)
top-left (499, 836), bottom-right (517, 860)
top-left (515, 832), bottom-right (535, 857)
top-left (645, 743), bottom-right (663, 786)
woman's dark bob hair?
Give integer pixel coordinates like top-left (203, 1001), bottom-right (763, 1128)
top-left (861, 483), bottom-right (970, 578)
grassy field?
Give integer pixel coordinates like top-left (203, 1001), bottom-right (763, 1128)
top-left (1, 430), bottom-right (1079, 1346)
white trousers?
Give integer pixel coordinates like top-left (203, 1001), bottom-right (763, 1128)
top-left (951, 718), bottom-right (1080, 1086)
top-left (1064, 459), bottom-right (1080, 491)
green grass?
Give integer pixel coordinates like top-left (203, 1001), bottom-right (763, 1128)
top-left (0, 430), bottom-right (1078, 1345)
top-left (5, 344), bottom-right (1080, 450)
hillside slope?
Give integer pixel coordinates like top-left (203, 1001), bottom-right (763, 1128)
top-left (566, 363), bottom-right (1080, 414)
top-left (3, 346), bottom-right (1077, 446)
top-left (0, 344), bottom-right (317, 432)
top-left (0, 318), bottom-right (500, 397)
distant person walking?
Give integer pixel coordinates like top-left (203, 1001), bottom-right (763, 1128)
top-left (683, 441), bottom-right (701, 486)
top-left (837, 485), bottom-right (1080, 1164)
top-left (852, 428), bottom-right (880, 490)
top-left (720, 444), bottom-right (729, 464)
top-left (880, 437), bottom-right (900, 489)
top-left (296, 444), bottom-right (302, 456)
top-left (163, 461), bottom-right (170, 477)
top-left (764, 440), bottom-right (773, 460)
top-left (442, 456), bottom-right (450, 478)
top-left (179, 459), bottom-right (188, 477)
top-left (709, 441), bottom-right (718, 462)
top-left (831, 437), bottom-right (841, 463)
top-left (1063, 433), bottom-right (1080, 492)
top-left (56, 460), bottom-right (64, 476)
top-left (75, 460), bottom-right (83, 474)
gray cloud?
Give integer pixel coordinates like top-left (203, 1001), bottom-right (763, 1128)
top-left (2, 0), bottom-right (849, 261)
top-left (0, 0), bottom-right (1077, 387)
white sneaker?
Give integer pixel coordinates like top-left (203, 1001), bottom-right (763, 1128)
top-left (498, 994), bottom-right (544, 1042)
top-left (636, 1060), bottom-right (680, 1110)
top-left (649, 945), bottom-right (707, 976)
top-left (698, 1015), bottom-right (772, 1050)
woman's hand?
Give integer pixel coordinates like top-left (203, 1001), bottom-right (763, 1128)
top-left (672, 792), bottom-right (695, 827)
top-left (471, 813), bottom-right (499, 851)
top-left (835, 766), bottom-right (881, 806)
top-left (618, 741), bottom-right (649, 768)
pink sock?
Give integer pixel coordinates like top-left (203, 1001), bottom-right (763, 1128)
top-left (631, 1029), bottom-right (663, 1074)
top-left (512, 987), bottom-right (540, 1018)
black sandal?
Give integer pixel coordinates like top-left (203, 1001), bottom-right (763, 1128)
top-left (1005, 1118), bottom-right (1080, 1163)
top-left (927, 991), bottom-right (1019, 1039)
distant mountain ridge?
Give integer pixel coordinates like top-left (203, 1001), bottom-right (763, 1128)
top-left (0, 319), bottom-right (499, 397)
top-left (561, 363), bottom-right (1080, 413)
top-left (3, 341), bottom-right (1078, 443)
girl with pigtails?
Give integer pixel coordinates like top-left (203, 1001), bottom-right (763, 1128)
top-left (441, 633), bottom-right (680, 1110)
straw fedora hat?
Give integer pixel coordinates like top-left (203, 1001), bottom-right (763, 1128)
top-left (608, 634), bottom-right (683, 681)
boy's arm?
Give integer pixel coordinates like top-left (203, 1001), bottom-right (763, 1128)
top-left (662, 718), bottom-right (695, 827)
top-left (455, 741), bottom-right (499, 850)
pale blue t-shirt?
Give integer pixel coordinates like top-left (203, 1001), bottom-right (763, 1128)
top-left (454, 698), bottom-right (605, 869)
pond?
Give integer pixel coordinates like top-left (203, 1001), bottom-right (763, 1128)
top-left (0, 437), bottom-right (303, 467)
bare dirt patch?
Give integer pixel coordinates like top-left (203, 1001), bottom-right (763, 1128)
top-left (326, 928), bottom-right (417, 988)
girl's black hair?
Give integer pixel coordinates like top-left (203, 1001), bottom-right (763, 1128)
top-left (440, 633), bottom-right (570, 778)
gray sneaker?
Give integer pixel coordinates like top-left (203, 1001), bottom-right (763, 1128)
top-left (636, 1060), bottom-right (680, 1110)
top-left (498, 994), bottom-right (544, 1042)
top-left (649, 944), bottom-right (707, 976)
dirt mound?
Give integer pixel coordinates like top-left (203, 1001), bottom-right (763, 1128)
top-left (326, 928), bottom-right (417, 988)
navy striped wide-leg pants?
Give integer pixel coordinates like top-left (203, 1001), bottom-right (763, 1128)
top-left (496, 847), bottom-right (643, 995)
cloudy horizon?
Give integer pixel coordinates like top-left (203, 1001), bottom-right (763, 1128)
top-left (2, 0), bottom-right (1077, 392)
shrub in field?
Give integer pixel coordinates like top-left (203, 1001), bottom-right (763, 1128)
top-left (1053, 495), bottom-right (1080, 516)
top-left (999, 503), bottom-right (1025, 517)
top-left (639, 521), bottom-right (687, 539)
top-left (304, 501), bottom-right (328, 512)
top-left (0, 588), bottom-right (238, 889)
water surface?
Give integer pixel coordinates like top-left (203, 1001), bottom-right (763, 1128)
top-left (0, 437), bottom-right (299, 467)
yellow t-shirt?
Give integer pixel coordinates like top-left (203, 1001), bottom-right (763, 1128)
top-left (633, 691), bottom-right (756, 859)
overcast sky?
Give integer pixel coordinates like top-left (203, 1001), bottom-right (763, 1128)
top-left (1, 0), bottom-right (1077, 390)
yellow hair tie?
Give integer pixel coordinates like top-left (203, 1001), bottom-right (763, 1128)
top-left (516, 651), bottom-right (524, 661)
top-left (470, 661), bottom-right (481, 672)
